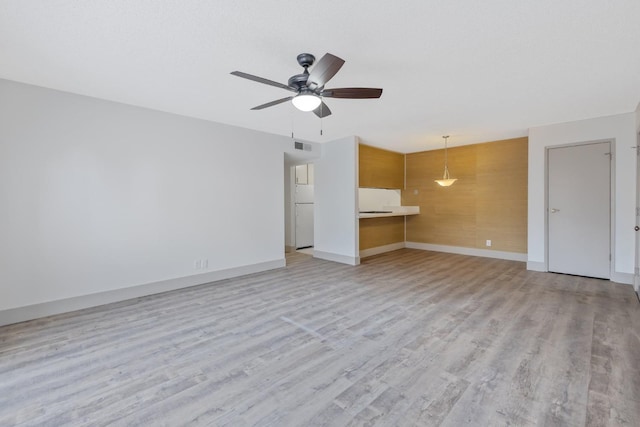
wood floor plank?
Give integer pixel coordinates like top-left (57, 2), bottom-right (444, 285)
top-left (1, 249), bottom-right (639, 426)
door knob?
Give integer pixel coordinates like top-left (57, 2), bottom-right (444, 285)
top-left (635, 226), bottom-right (640, 231)
top-left (550, 208), bottom-right (560, 213)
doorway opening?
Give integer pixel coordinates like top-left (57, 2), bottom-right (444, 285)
top-left (294, 163), bottom-right (314, 252)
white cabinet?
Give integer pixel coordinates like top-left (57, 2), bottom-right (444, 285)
top-left (295, 163), bottom-right (314, 185)
top-left (295, 165), bottom-right (307, 184)
top-left (307, 163), bottom-right (314, 185)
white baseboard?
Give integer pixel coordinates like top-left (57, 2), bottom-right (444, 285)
top-left (405, 242), bottom-right (527, 262)
top-left (527, 261), bottom-right (547, 272)
top-left (313, 250), bottom-right (360, 266)
top-left (527, 262), bottom-right (634, 286)
top-left (359, 242), bottom-right (406, 258)
top-left (0, 259), bottom-right (285, 327)
top-left (610, 271), bottom-right (634, 285)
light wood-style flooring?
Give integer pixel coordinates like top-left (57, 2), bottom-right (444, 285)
top-left (1, 249), bottom-right (639, 426)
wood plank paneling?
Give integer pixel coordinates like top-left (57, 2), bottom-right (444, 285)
top-left (404, 137), bottom-right (528, 253)
top-left (358, 144), bottom-right (404, 189)
top-left (358, 144), bottom-right (405, 251)
top-left (476, 138), bottom-right (528, 252)
top-left (404, 144), bottom-right (478, 248)
top-left (359, 216), bottom-right (405, 250)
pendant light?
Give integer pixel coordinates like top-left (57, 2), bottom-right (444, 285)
top-left (435, 135), bottom-right (457, 187)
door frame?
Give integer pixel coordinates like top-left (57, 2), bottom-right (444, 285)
top-left (635, 132), bottom-right (640, 293)
top-left (545, 138), bottom-right (616, 278)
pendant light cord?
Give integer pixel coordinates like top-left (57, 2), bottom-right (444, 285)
top-left (443, 136), bottom-right (450, 179)
top-left (435, 135), bottom-right (457, 186)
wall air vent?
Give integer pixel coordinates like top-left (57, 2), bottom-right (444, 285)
top-left (294, 141), bottom-right (313, 151)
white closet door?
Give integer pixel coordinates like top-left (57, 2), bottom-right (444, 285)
top-left (548, 142), bottom-right (610, 279)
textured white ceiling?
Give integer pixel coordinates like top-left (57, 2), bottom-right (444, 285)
top-left (1, 1), bottom-right (639, 152)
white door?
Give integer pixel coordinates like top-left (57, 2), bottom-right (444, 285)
top-left (548, 142), bottom-right (611, 279)
top-left (295, 204), bottom-right (314, 248)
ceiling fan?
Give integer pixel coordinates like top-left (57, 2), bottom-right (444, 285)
top-left (231, 53), bottom-right (383, 118)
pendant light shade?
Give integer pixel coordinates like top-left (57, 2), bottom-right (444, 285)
top-left (435, 135), bottom-right (457, 187)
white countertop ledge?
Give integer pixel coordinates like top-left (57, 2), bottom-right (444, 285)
top-left (359, 206), bottom-right (420, 218)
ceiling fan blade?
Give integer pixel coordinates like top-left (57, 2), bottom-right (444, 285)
top-left (320, 88), bottom-right (383, 99)
top-left (251, 96), bottom-right (293, 110)
top-left (231, 71), bottom-right (296, 92)
top-left (313, 101), bottom-right (332, 118)
top-left (307, 53), bottom-right (345, 90)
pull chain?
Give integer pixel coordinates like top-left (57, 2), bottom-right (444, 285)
top-left (320, 98), bottom-right (324, 136)
top-left (291, 103), bottom-right (295, 139)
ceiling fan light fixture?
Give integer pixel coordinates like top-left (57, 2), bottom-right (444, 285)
top-left (231, 53), bottom-right (382, 118)
top-left (292, 93), bottom-right (321, 112)
top-left (435, 135), bottom-right (457, 187)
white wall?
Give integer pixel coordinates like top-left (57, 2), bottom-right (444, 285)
top-left (0, 79), bottom-right (291, 322)
top-left (313, 136), bottom-right (359, 265)
top-left (358, 188), bottom-right (401, 211)
top-left (528, 112), bottom-right (637, 283)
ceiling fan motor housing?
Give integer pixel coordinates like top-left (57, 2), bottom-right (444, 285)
top-left (289, 53), bottom-right (316, 90)
top-left (296, 53), bottom-right (315, 68)
top-left (288, 73), bottom-right (310, 90)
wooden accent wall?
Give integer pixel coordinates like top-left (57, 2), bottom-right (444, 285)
top-left (359, 216), bottom-right (405, 250)
top-left (403, 137), bottom-right (528, 253)
top-left (359, 144), bottom-right (405, 189)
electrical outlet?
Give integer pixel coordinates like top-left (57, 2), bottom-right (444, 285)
top-left (194, 259), bottom-right (208, 270)
top-left (486, 240), bottom-right (492, 247)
